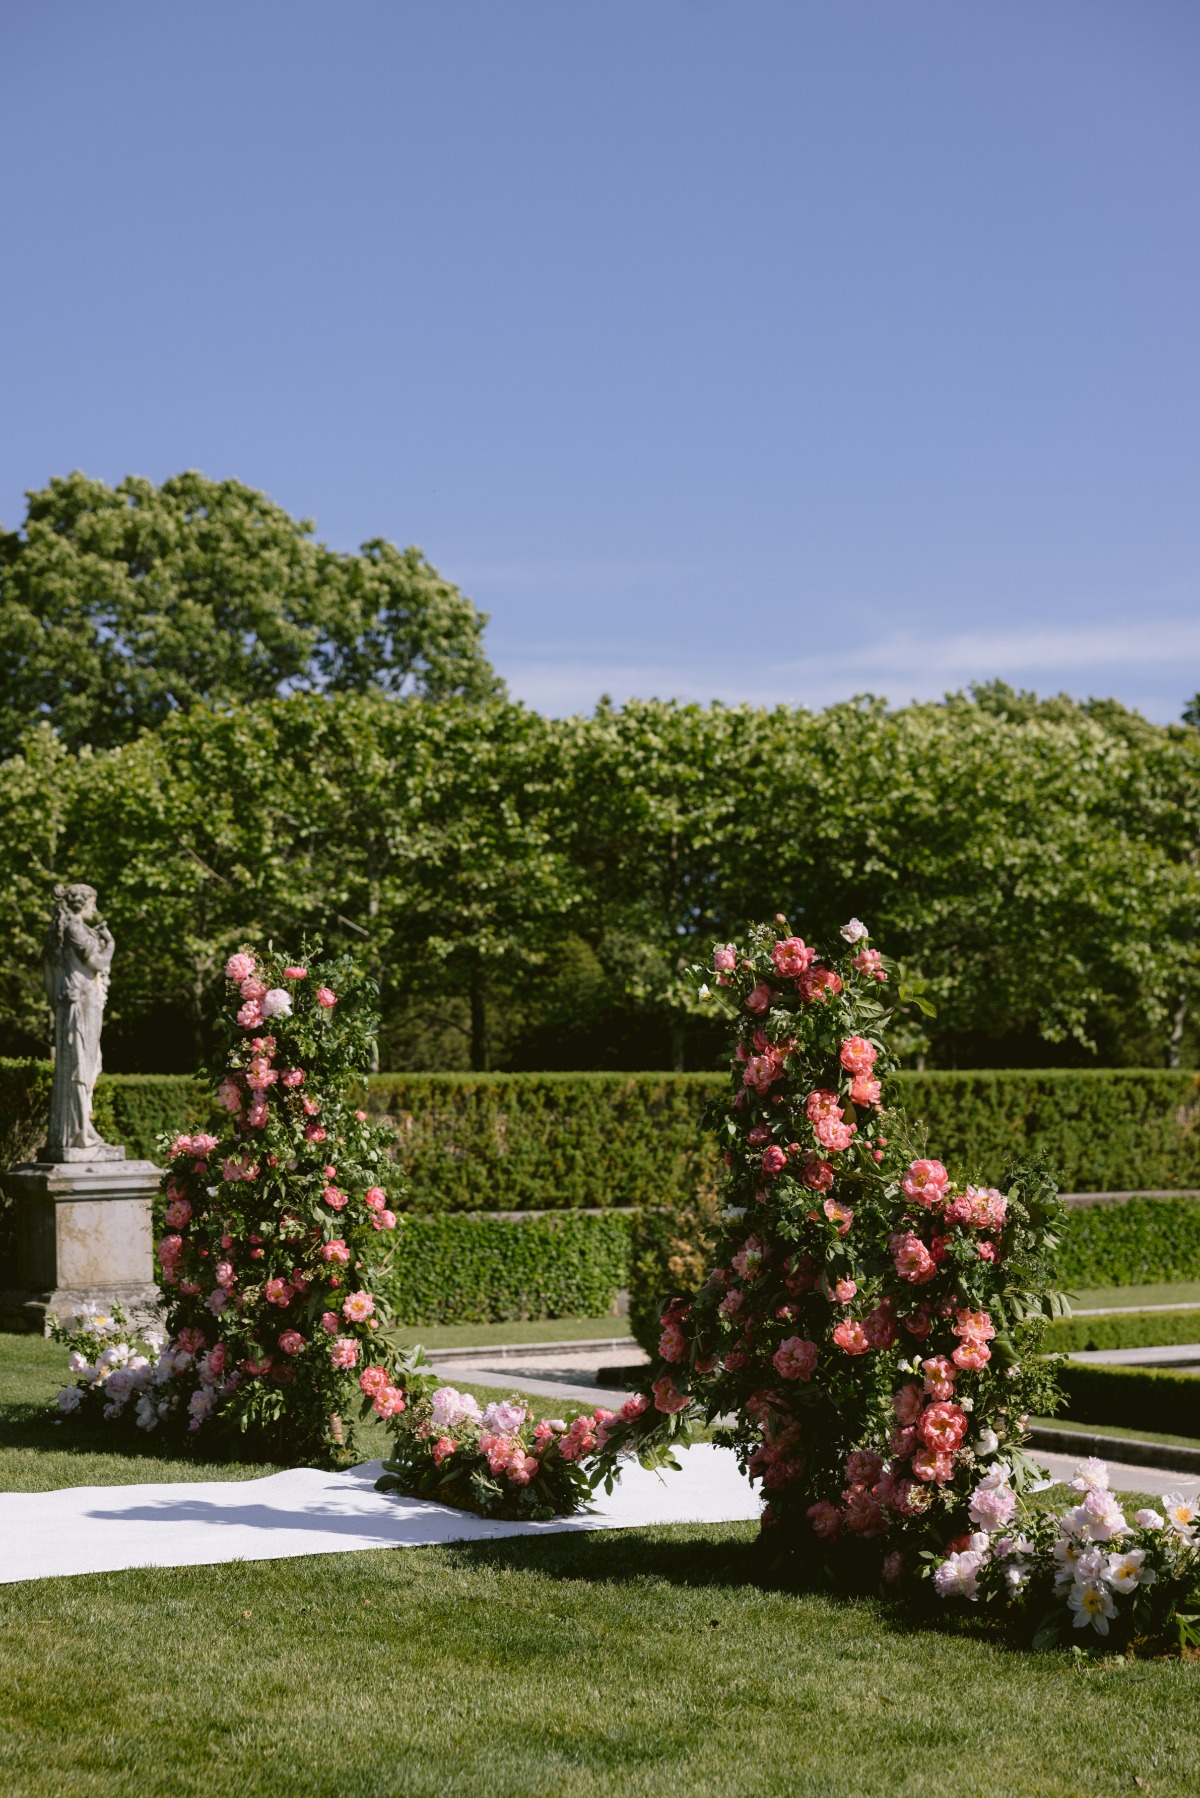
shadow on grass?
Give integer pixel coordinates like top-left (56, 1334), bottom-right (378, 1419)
top-left (431, 1522), bottom-right (1040, 1657)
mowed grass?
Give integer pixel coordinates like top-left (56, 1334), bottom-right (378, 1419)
top-left (1071, 1281), bottom-right (1200, 1312)
top-left (4, 1333), bottom-right (1200, 1797)
top-left (3, 1526), bottom-right (1200, 1798)
top-left (394, 1314), bottom-right (633, 1350)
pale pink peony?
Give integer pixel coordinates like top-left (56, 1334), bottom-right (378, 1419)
top-left (364, 1186), bottom-right (387, 1210)
top-left (359, 1364), bottom-right (390, 1396)
top-left (838, 1036), bottom-right (877, 1075)
top-left (846, 1449), bottom-right (883, 1486)
top-left (813, 1115), bottom-right (856, 1152)
top-left (283, 965), bottom-right (308, 978)
top-left (280, 1068), bottom-right (305, 1087)
top-left (832, 1278), bottom-right (857, 1303)
top-left (952, 1338), bottom-right (992, 1371)
top-left (217, 1075), bottom-right (242, 1113)
top-left (225, 952), bottom-right (256, 983)
top-left (921, 1355), bottom-right (957, 1400)
top-left (222, 1157), bottom-right (258, 1183)
top-left (240, 977), bottom-right (268, 1002)
top-left (214, 1259), bottom-right (235, 1289)
top-left (373, 1386), bottom-right (406, 1418)
top-left (164, 1197), bottom-right (192, 1229)
top-left (305, 1123), bottom-right (327, 1143)
top-left (849, 1073), bottom-right (882, 1106)
top-left (953, 1309), bottom-right (996, 1341)
top-left (236, 1000), bottom-right (264, 1029)
top-left (712, 944), bottom-right (737, 972)
top-left (889, 1230), bottom-right (937, 1284)
top-left (316, 986), bottom-right (338, 1008)
top-left (805, 1089), bottom-right (842, 1123)
top-left (371, 1209), bottom-right (397, 1230)
top-left (744, 982), bottom-right (773, 1016)
top-left (157, 1233), bottom-right (183, 1268)
top-left (342, 1290), bottom-right (375, 1323)
top-left (330, 1337), bottom-right (360, 1370)
top-left (773, 1336), bottom-right (819, 1381)
top-left (320, 1311), bottom-right (341, 1335)
top-left (969, 1483), bottom-right (1017, 1531)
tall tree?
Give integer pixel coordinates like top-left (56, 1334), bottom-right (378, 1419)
top-left (0, 471), bottom-right (502, 756)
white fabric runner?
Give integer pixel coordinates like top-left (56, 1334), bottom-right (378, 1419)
top-left (0, 1443), bottom-right (760, 1584)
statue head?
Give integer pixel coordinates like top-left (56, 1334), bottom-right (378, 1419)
top-left (46, 883), bottom-right (99, 951)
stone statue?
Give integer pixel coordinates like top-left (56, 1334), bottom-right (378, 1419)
top-left (42, 883), bottom-right (121, 1163)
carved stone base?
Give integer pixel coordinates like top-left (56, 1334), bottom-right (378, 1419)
top-left (0, 1157), bottom-right (162, 1335)
top-left (43, 1142), bottom-right (127, 1164)
top-left (0, 1283), bottom-right (163, 1335)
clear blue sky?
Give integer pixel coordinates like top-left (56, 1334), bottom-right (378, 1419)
top-left (2, 2), bottom-right (1197, 720)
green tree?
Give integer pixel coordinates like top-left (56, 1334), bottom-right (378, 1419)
top-left (0, 471), bottom-right (502, 756)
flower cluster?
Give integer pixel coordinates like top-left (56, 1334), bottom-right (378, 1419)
top-left (55, 945), bottom-right (409, 1460)
top-left (596, 916), bottom-right (1065, 1576)
top-left (931, 1456), bottom-right (1200, 1652)
top-left (375, 1384), bottom-right (621, 1521)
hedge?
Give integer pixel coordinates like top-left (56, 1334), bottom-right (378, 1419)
top-left (1055, 1362), bottom-right (1200, 1439)
top-left (1044, 1309), bottom-right (1200, 1354)
top-left (4, 1064), bottom-right (1200, 1202)
top-left (380, 1212), bottom-right (630, 1328)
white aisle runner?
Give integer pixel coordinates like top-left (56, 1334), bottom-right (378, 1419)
top-left (0, 1443), bottom-right (760, 1584)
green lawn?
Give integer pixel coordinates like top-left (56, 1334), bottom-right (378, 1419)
top-left (1070, 1281), bottom-right (1200, 1311)
top-left (394, 1313), bottom-right (633, 1350)
top-left (4, 1332), bottom-right (1200, 1796)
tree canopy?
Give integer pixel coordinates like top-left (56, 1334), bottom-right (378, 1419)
top-left (0, 471), bottom-right (502, 754)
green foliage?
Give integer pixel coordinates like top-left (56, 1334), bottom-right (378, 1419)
top-left (1057, 1198), bottom-right (1200, 1290)
top-left (1045, 1308), bottom-right (1200, 1353)
top-left (2, 686), bottom-right (1199, 1072)
top-left (0, 471), bottom-right (501, 757)
top-left (1057, 1362), bottom-right (1200, 1438)
top-left (381, 1213), bottom-right (630, 1326)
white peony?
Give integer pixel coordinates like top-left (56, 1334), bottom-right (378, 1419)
top-left (56, 1385), bottom-right (84, 1413)
top-left (260, 988), bottom-right (293, 1020)
top-left (839, 918), bottom-right (869, 942)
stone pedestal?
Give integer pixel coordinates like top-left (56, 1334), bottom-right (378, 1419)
top-left (0, 1152), bottom-right (162, 1334)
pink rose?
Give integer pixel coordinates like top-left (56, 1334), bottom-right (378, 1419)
top-left (278, 1329), bottom-right (305, 1357)
top-left (305, 1124), bottom-right (327, 1143)
top-left (849, 1073), bottom-right (881, 1106)
top-left (373, 1385), bottom-right (406, 1418)
top-left (364, 1186), bottom-right (387, 1210)
top-left (863, 1303), bottom-right (896, 1348)
top-left (952, 1339), bottom-right (992, 1371)
top-left (805, 1089), bottom-right (842, 1123)
top-left (280, 1069), bottom-right (305, 1087)
top-left (798, 966), bottom-right (842, 1003)
top-left (164, 1197), bottom-right (192, 1229)
top-left (214, 1259), bottom-right (235, 1289)
top-left (330, 1337), bottom-right (360, 1370)
top-left (852, 947), bottom-right (886, 982)
top-left (761, 1145), bottom-right (787, 1177)
top-left (813, 1116), bottom-right (856, 1152)
top-left (838, 1036), bottom-right (877, 1075)
top-left (846, 1449), bottom-right (884, 1486)
top-left (822, 1197), bottom-right (854, 1235)
top-left (236, 1000), bottom-right (264, 1029)
top-left (283, 966), bottom-right (308, 979)
top-left (342, 1289), bottom-right (375, 1323)
top-left (316, 987), bottom-right (338, 1008)
top-left (712, 945), bottom-right (737, 972)
top-left (889, 1230), bottom-right (937, 1284)
top-left (323, 1185), bottom-right (348, 1210)
top-left (807, 1500), bottom-right (842, 1539)
top-left (240, 976), bottom-right (267, 1002)
top-left (652, 1375), bottom-right (689, 1414)
top-left (953, 1309), bottom-right (996, 1341)
top-left (893, 1381), bottom-right (924, 1426)
top-left (771, 936), bottom-right (815, 978)
top-left (217, 1075), bottom-right (242, 1113)
top-left (621, 1392), bottom-right (650, 1421)
top-left (359, 1364), bottom-right (389, 1395)
top-left (320, 1311), bottom-right (341, 1334)
top-left (832, 1319), bottom-right (870, 1355)
top-left (918, 1401), bottom-right (967, 1452)
top-left (225, 952), bottom-right (256, 983)
top-left (321, 1239), bottom-right (351, 1264)
top-left (773, 1336), bottom-right (819, 1381)
top-left (744, 983), bottom-right (773, 1017)
top-left (801, 1158), bottom-right (835, 1192)
top-left (658, 1323), bottom-right (688, 1363)
top-left (371, 1209), bottom-right (397, 1231)
top-left (832, 1278), bottom-right (857, 1303)
top-left (901, 1159), bottom-right (949, 1206)
top-left (157, 1233), bottom-right (183, 1268)
top-left (264, 1277), bottom-right (292, 1307)
top-left (921, 1355), bottom-right (957, 1400)
top-left (912, 1446), bottom-right (955, 1484)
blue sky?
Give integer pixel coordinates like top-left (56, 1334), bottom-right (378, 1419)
top-left (2, 2), bottom-right (1197, 720)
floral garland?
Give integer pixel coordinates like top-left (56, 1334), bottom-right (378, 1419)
top-left (376, 1385), bottom-right (617, 1521)
top-left (55, 946), bottom-right (411, 1460)
top-left (595, 916), bottom-right (1066, 1591)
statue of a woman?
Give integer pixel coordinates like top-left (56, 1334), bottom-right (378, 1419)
top-left (42, 883), bottom-right (120, 1162)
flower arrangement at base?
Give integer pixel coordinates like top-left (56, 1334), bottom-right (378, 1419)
top-left (54, 945), bottom-right (411, 1462)
top-left (594, 916), bottom-right (1068, 1598)
top-left (375, 1385), bottom-right (614, 1521)
top-left (931, 1456), bottom-right (1200, 1654)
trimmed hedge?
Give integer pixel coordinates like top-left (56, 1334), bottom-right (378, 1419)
top-left (1056, 1362), bottom-right (1200, 1439)
top-left (376, 1212), bottom-right (630, 1328)
top-left (1056, 1197), bottom-right (1200, 1290)
top-left (4, 1064), bottom-right (1200, 1203)
top-left (1045, 1310), bottom-right (1200, 1354)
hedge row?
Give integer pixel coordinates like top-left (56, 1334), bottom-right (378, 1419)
top-left (1055, 1362), bottom-right (1200, 1439)
top-left (380, 1212), bottom-right (630, 1327)
top-left (1044, 1309), bottom-right (1200, 1355)
top-left (3, 1064), bottom-right (1200, 1206)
